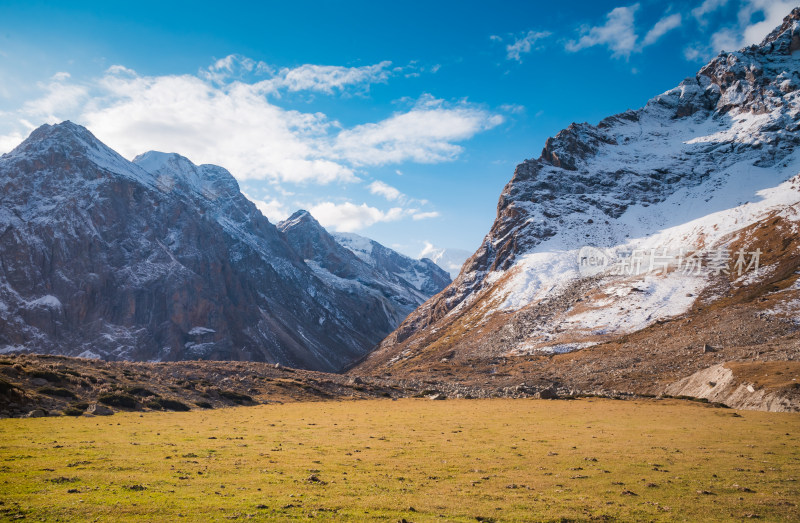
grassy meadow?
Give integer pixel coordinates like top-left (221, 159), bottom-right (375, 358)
top-left (0, 398), bottom-right (798, 522)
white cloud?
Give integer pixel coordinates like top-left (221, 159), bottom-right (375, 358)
top-left (22, 73), bottom-right (88, 123)
top-left (202, 55), bottom-right (394, 95)
top-left (683, 45), bottom-right (704, 61)
top-left (368, 180), bottom-right (403, 201)
top-left (419, 241), bottom-right (440, 259)
top-left (80, 68), bottom-right (355, 184)
top-left (566, 4), bottom-right (640, 58)
top-left (0, 131), bottom-right (24, 153)
top-left (642, 13), bottom-right (682, 47)
top-left (0, 61), bottom-right (501, 188)
top-left (739, 0), bottom-right (796, 46)
top-left (711, 27), bottom-right (743, 51)
top-left (243, 192), bottom-right (290, 223)
top-left (334, 95), bottom-right (503, 166)
top-left (309, 201), bottom-right (405, 232)
top-left (267, 61), bottom-right (393, 94)
top-left (411, 211), bottom-right (440, 220)
top-left (505, 30), bottom-right (551, 62)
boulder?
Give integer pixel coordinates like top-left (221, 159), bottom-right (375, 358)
top-left (85, 404), bottom-right (114, 416)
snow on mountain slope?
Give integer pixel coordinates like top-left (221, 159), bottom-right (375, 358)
top-left (334, 232), bottom-right (451, 296)
top-left (278, 211), bottom-right (450, 328)
top-left (357, 8), bottom-right (800, 375)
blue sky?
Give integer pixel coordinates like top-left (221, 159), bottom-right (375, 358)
top-left (0, 0), bottom-right (794, 258)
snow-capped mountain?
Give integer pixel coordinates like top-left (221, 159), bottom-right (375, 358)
top-left (356, 9), bottom-right (800, 397)
top-left (278, 211), bottom-right (450, 328)
top-left (418, 242), bottom-right (472, 279)
top-left (334, 232), bottom-right (451, 297)
top-left (0, 124), bottom-right (437, 371)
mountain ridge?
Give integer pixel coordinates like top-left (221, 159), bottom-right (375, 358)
top-left (353, 8), bottom-right (800, 410)
top-left (0, 124), bottom-right (446, 372)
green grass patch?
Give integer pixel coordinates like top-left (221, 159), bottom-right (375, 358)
top-left (0, 398), bottom-right (798, 521)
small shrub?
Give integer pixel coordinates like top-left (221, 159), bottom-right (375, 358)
top-left (145, 399), bottom-right (164, 410)
top-left (125, 386), bottom-right (157, 397)
top-left (145, 398), bottom-right (189, 411)
top-left (0, 378), bottom-right (16, 394)
top-left (196, 401), bottom-right (212, 409)
top-left (159, 399), bottom-right (191, 411)
top-left (29, 370), bottom-right (63, 382)
top-left (218, 390), bottom-right (252, 404)
top-left (38, 387), bottom-right (77, 399)
top-left (97, 392), bottom-right (137, 409)
top-left (49, 476), bottom-right (78, 484)
top-left (63, 408), bottom-right (85, 417)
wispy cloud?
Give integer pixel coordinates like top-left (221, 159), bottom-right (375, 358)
top-left (499, 104), bottom-right (526, 114)
top-left (565, 4), bottom-right (682, 58)
top-left (504, 30), bottom-right (552, 62)
top-left (642, 13), bottom-right (682, 47)
top-left (691, 0), bottom-right (730, 24)
top-left (264, 61), bottom-right (394, 95)
top-left (411, 211), bottom-right (440, 221)
top-left (202, 54), bottom-right (393, 95)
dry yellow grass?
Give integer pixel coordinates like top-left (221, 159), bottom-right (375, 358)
top-left (0, 398), bottom-right (798, 521)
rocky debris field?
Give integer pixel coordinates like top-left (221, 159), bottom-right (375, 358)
top-left (0, 353), bottom-right (709, 419)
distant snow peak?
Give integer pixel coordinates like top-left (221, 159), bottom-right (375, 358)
top-left (133, 150), bottom-right (240, 200)
top-left (278, 210), bottom-right (450, 308)
top-left (419, 242), bottom-right (471, 278)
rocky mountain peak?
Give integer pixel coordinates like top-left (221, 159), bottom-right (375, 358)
top-left (133, 150), bottom-right (241, 201)
top-left (280, 209), bottom-right (318, 229)
top-left (13, 120), bottom-right (98, 153)
top-left (2, 121), bottom-right (149, 187)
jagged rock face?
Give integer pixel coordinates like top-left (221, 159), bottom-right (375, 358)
top-left (0, 123), bottom-right (420, 371)
top-left (360, 8), bottom-right (800, 372)
top-left (278, 211), bottom-right (450, 329)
